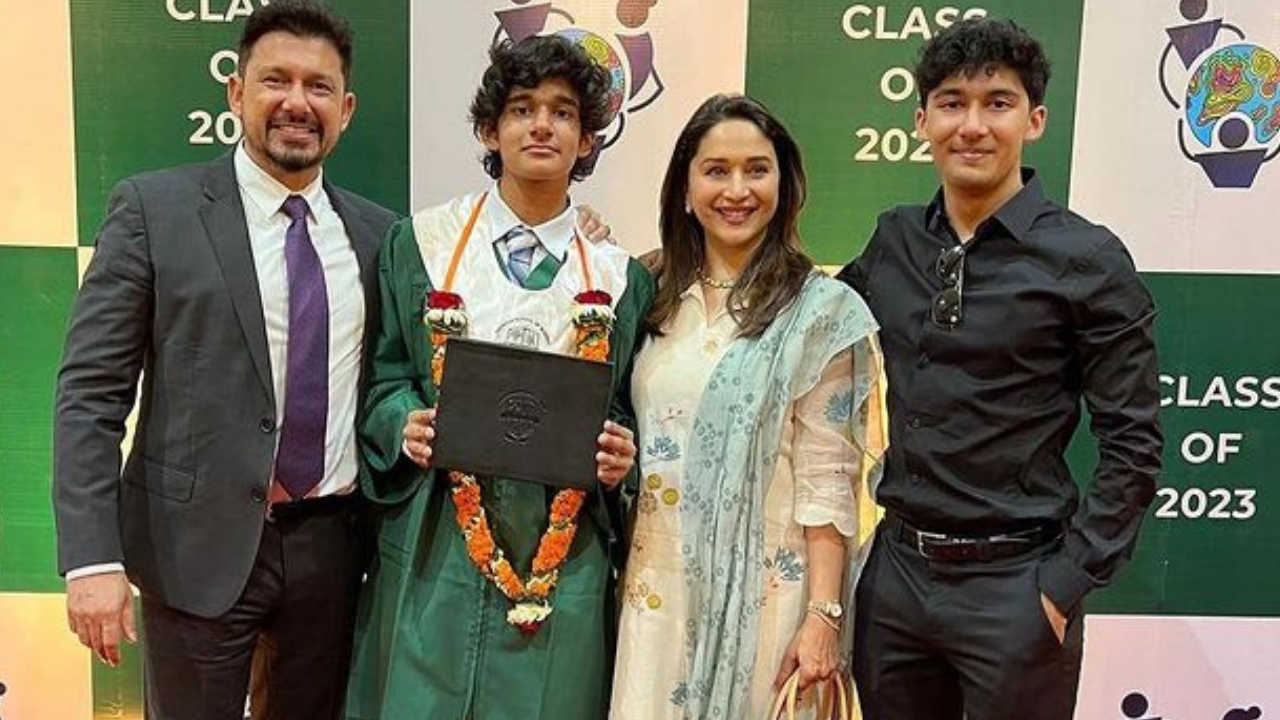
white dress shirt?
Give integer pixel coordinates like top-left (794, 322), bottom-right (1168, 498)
top-left (234, 144), bottom-right (364, 502)
top-left (486, 183), bottom-right (579, 279)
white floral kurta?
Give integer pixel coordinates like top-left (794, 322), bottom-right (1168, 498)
top-left (611, 284), bottom-right (876, 720)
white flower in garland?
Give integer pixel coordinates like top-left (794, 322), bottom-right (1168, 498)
top-left (507, 601), bottom-right (553, 633)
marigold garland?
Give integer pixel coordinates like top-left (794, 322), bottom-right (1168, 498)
top-left (424, 228), bottom-right (616, 635)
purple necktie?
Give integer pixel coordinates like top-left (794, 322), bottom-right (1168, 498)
top-left (274, 195), bottom-right (329, 500)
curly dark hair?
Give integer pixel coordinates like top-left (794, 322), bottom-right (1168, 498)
top-left (914, 17), bottom-right (1051, 107)
top-left (648, 94), bottom-right (814, 339)
top-left (469, 35), bottom-right (614, 181)
top-left (238, 0), bottom-right (353, 86)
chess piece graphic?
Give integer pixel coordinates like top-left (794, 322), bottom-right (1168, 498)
top-left (492, 0), bottom-right (666, 164)
top-left (1158, 0), bottom-right (1280, 187)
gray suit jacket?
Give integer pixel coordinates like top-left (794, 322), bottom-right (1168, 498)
top-left (53, 154), bottom-right (397, 618)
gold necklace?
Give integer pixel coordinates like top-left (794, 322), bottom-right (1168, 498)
top-left (696, 267), bottom-right (738, 290)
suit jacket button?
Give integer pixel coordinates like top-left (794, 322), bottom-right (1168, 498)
top-left (259, 417), bottom-right (275, 433)
top-left (250, 488), bottom-right (266, 503)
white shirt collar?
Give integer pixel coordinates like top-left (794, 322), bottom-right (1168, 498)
top-left (234, 143), bottom-right (328, 220)
top-left (485, 182), bottom-right (578, 259)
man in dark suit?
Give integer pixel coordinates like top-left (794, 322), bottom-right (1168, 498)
top-left (52, 2), bottom-right (397, 718)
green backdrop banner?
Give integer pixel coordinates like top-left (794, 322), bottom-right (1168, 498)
top-left (745, 1), bottom-right (1083, 263)
top-left (70, 0), bottom-right (410, 246)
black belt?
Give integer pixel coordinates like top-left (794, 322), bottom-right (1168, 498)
top-left (267, 491), bottom-right (361, 522)
top-left (885, 511), bottom-right (1060, 563)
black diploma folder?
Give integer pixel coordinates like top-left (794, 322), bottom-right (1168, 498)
top-left (432, 338), bottom-right (613, 489)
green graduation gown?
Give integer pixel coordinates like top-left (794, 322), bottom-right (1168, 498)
top-left (345, 196), bottom-right (653, 720)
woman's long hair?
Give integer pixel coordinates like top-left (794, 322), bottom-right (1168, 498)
top-left (647, 94), bottom-right (814, 338)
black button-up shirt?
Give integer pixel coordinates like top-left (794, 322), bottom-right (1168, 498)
top-left (837, 170), bottom-right (1162, 611)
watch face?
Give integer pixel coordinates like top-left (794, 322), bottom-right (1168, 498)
top-left (811, 600), bottom-right (843, 618)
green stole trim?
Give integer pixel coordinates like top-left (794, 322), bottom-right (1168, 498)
top-left (523, 253), bottom-right (561, 290)
top-left (491, 243), bottom-right (563, 290)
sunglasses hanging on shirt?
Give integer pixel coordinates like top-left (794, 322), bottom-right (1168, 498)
top-left (932, 244), bottom-right (966, 329)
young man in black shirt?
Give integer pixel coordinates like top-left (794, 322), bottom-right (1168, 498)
top-left (837, 17), bottom-right (1162, 720)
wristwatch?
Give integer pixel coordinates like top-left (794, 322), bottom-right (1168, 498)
top-left (806, 599), bottom-right (844, 621)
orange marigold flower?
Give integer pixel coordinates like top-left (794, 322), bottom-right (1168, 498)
top-left (526, 573), bottom-right (555, 597)
top-left (459, 496), bottom-right (483, 525)
top-left (573, 328), bottom-right (611, 363)
top-left (430, 342), bottom-right (449, 385)
top-left (494, 560), bottom-right (524, 599)
top-left (453, 482), bottom-right (482, 519)
top-left (469, 522), bottom-right (495, 564)
top-left (533, 528), bottom-right (575, 573)
top-left (551, 489), bottom-right (586, 520)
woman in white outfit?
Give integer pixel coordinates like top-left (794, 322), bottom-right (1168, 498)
top-left (609, 94), bottom-right (886, 720)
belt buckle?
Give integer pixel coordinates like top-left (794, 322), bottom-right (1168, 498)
top-left (915, 528), bottom-right (950, 559)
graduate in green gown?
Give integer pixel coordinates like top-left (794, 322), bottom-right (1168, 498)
top-left (344, 35), bottom-right (653, 720)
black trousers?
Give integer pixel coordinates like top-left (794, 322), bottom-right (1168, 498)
top-left (140, 497), bottom-right (370, 720)
top-left (852, 523), bottom-right (1085, 720)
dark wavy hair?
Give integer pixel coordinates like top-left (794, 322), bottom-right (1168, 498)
top-left (648, 94), bottom-right (814, 339)
top-left (238, 0), bottom-right (353, 86)
top-left (469, 35), bottom-right (613, 181)
top-left (915, 18), bottom-right (1051, 107)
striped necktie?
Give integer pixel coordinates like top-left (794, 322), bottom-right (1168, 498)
top-left (505, 227), bottom-right (541, 287)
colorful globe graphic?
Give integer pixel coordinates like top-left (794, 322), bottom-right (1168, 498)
top-left (1185, 43), bottom-right (1280, 148)
top-left (555, 27), bottom-right (626, 123)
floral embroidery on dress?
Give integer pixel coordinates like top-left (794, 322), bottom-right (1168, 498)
top-left (637, 492), bottom-right (658, 515)
top-left (625, 580), bottom-right (649, 609)
top-left (764, 547), bottom-right (805, 583)
top-left (824, 388), bottom-right (854, 425)
top-left (645, 435), bottom-right (682, 461)
top-left (761, 547), bottom-right (805, 606)
top-left (670, 682), bottom-right (689, 707)
top-left (625, 577), bottom-right (665, 612)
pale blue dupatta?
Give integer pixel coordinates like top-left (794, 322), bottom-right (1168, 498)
top-left (678, 273), bottom-right (880, 719)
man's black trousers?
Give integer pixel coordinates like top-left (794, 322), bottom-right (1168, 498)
top-left (853, 522), bottom-right (1085, 720)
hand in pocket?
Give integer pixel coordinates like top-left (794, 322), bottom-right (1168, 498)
top-left (1040, 592), bottom-right (1067, 645)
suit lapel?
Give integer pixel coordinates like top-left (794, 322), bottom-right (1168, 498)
top-left (198, 156), bottom-right (275, 404)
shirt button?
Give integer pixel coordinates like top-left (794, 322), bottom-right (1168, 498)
top-left (908, 416), bottom-right (922, 429)
top-left (260, 417), bottom-right (275, 433)
top-left (250, 487), bottom-right (266, 503)
top-left (909, 473), bottom-right (922, 483)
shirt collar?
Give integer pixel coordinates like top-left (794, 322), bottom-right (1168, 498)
top-left (925, 167), bottom-right (1044, 244)
top-left (486, 182), bottom-right (578, 259)
top-left (677, 279), bottom-right (749, 315)
top-left (234, 143), bottom-right (327, 220)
